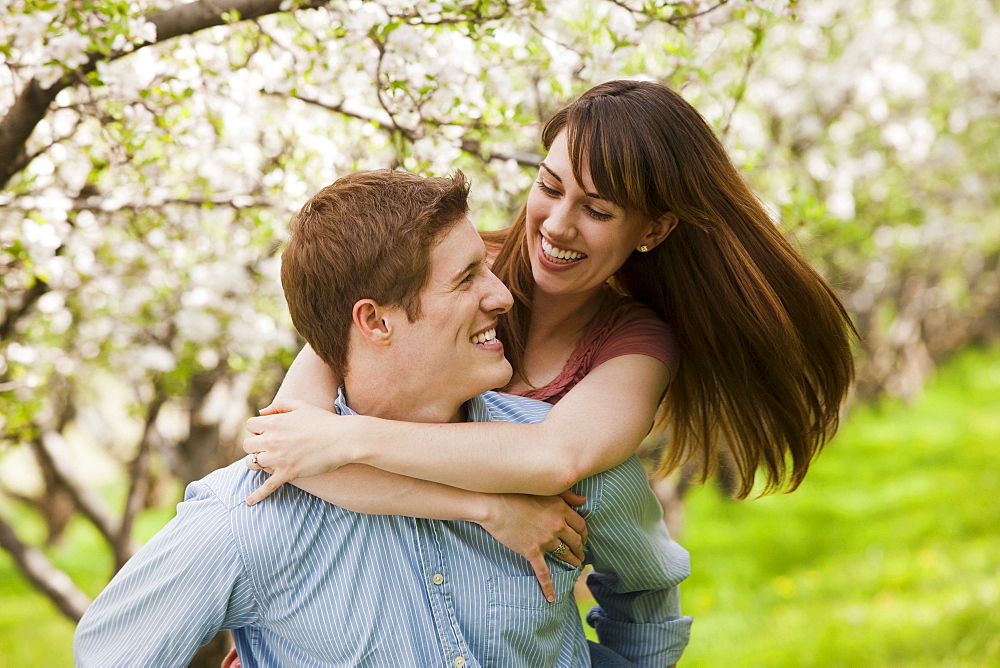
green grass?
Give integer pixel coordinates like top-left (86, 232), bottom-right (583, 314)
top-left (666, 345), bottom-right (1000, 666)
top-left (0, 501), bottom-right (177, 667)
top-left (3, 346), bottom-right (1000, 666)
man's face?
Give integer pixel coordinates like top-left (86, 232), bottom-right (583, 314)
top-left (385, 218), bottom-right (514, 421)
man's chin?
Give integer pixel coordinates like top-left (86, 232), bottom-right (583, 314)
top-left (493, 361), bottom-right (514, 391)
top-left (474, 362), bottom-right (513, 395)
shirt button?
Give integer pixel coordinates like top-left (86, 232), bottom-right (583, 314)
top-left (432, 573), bottom-right (445, 585)
top-left (454, 657), bottom-right (466, 668)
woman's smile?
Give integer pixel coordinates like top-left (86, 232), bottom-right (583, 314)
top-left (539, 236), bottom-right (587, 268)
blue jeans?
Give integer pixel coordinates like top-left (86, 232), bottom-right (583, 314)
top-left (587, 640), bottom-right (633, 667)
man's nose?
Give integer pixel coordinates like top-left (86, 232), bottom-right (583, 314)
top-left (482, 268), bottom-right (513, 314)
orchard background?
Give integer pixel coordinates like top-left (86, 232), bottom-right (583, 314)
top-left (1, 0), bottom-right (997, 665)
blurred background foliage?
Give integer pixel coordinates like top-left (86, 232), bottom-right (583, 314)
top-left (0, 0), bottom-right (997, 665)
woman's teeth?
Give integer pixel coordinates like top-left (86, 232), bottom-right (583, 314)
top-left (471, 328), bottom-right (497, 345)
top-left (541, 238), bottom-right (586, 264)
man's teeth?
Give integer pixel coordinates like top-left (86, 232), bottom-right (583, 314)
top-left (541, 238), bottom-right (586, 263)
top-left (471, 328), bottom-right (497, 345)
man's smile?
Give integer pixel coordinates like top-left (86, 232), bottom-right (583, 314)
top-left (469, 324), bottom-right (502, 351)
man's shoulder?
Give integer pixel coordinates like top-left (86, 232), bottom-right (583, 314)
top-left (479, 390), bottom-right (552, 424)
top-left (190, 462), bottom-right (331, 550)
top-left (192, 460), bottom-right (271, 509)
top-left (193, 461), bottom-right (318, 520)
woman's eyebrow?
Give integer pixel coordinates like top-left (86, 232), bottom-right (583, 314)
top-left (539, 162), bottom-right (563, 183)
top-left (539, 162), bottom-right (610, 202)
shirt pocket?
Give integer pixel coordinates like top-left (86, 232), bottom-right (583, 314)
top-left (484, 568), bottom-right (587, 668)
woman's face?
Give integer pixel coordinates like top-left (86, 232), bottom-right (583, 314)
top-left (525, 131), bottom-right (658, 301)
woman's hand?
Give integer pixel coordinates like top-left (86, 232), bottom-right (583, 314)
top-left (242, 400), bottom-right (359, 505)
top-left (477, 490), bottom-right (588, 601)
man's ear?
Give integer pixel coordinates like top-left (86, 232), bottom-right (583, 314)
top-left (638, 212), bottom-right (680, 252)
top-left (352, 299), bottom-right (392, 345)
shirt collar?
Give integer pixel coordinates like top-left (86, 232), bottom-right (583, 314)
top-left (334, 385), bottom-right (490, 424)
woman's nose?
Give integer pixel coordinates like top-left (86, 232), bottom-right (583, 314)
top-left (542, 201), bottom-right (576, 241)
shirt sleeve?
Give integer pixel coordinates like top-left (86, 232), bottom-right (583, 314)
top-left (590, 304), bottom-right (677, 375)
top-left (576, 458), bottom-right (693, 667)
top-left (73, 479), bottom-right (257, 667)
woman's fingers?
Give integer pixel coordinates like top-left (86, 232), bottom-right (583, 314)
top-left (243, 418), bottom-right (264, 454)
top-left (245, 414), bottom-right (272, 437)
top-left (564, 509), bottom-right (588, 545)
top-left (552, 546), bottom-right (583, 568)
top-left (245, 472), bottom-right (288, 506)
top-left (559, 531), bottom-right (586, 563)
top-left (527, 554), bottom-right (556, 602)
top-left (559, 490), bottom-right (587, 507)
top-left (246, 452), bottom-right (262, 470)
top-left (246, 399), bottom-right (307, 435)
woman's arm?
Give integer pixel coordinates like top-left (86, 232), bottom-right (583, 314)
top-left (261, 462), bottom-right (587, 601)
top-left (259, 345), bottom-right (588, 599)
top-left (267, 343), bottom-right (339, 410)
top-left (245, 354), bottom-right (670, 497)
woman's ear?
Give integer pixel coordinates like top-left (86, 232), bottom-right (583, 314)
top-left (352, 299), bottom-right (392, 345)
top-left (639, 212), bottom-right (680, 252)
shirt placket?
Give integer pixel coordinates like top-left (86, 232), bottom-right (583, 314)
top-left (413, 519), bottom-right (478, 668)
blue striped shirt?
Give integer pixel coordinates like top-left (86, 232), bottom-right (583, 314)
top-left (74, 390), bottom-right (691, 667)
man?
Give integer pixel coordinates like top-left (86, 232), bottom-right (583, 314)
top-left (74, 169), bottom-right (691, 666)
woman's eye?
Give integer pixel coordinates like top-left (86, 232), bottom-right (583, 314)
top-left (536, 181), bottom-right (560, 197)
top-left (586, 207), bottom-right (613, 221)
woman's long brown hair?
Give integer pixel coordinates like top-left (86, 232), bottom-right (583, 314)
top-left (489, 80), bottom-right (857, 498)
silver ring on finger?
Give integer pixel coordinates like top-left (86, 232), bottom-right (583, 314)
top-left (251, 452), bottom-right (261, 469)
top-left (549, 541), bottom-right (568, 557)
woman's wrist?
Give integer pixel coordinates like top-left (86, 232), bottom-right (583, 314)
top-left (469, 492), bottom-right (500, 527)
top-left (342, 414), bottom-right (376, 468)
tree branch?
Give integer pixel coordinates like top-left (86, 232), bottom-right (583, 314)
top-left (273, 91), bottom-right (392, 127)
top-left (21, 196), bottom-right (277, 213)
top-left (30, 433), bottom-right (124, 551)
top-left (605, 0), bottom-right (732, 26)
top-left (459, 138), bottom-right (540, 168)
top-left (721, 24), bottom-right (766, 137)
top-left (281, 92), bottom-right (539, 167)
top-left (0, 277), bottom-right (50, 342)
top-left (0, 514), bottom-right (91, 622)
top-left (116, 390), bottom-right (168, 571)
top-left (0, 0), bottom-right (332, 190)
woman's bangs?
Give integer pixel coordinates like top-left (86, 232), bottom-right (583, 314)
top-left (566, 112), bottom-right (649, 216)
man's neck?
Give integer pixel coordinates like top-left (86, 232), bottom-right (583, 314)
top-left (341, 380), bottom-right (466, 424)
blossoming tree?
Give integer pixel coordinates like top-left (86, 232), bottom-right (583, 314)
top-left (0, 1), bottom-right (996, 661)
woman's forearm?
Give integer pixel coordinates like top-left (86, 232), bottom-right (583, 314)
top-left (248, 356), bottom-right (670, 497)
top-left (352, 355), bottom-right (670, 494)
top-left (348, 418), bottom-right (585, 495)
top-left (288, 464), bottom-right (589, 599)
top-left (270, 343), bottom-right (340, 409)
top-left (291, 464), bottom-right (494, 521)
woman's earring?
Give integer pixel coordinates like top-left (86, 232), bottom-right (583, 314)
top-left (638, 245), bottom-right (649, 253)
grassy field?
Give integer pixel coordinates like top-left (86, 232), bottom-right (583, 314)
top-left (3, 346), bottom-right (998, 666)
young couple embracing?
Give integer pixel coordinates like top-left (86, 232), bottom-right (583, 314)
top-left (75, 80), bottom-right (854, 667)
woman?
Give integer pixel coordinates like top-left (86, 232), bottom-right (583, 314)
top-left (243, 79), bottom-right (855, 598)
